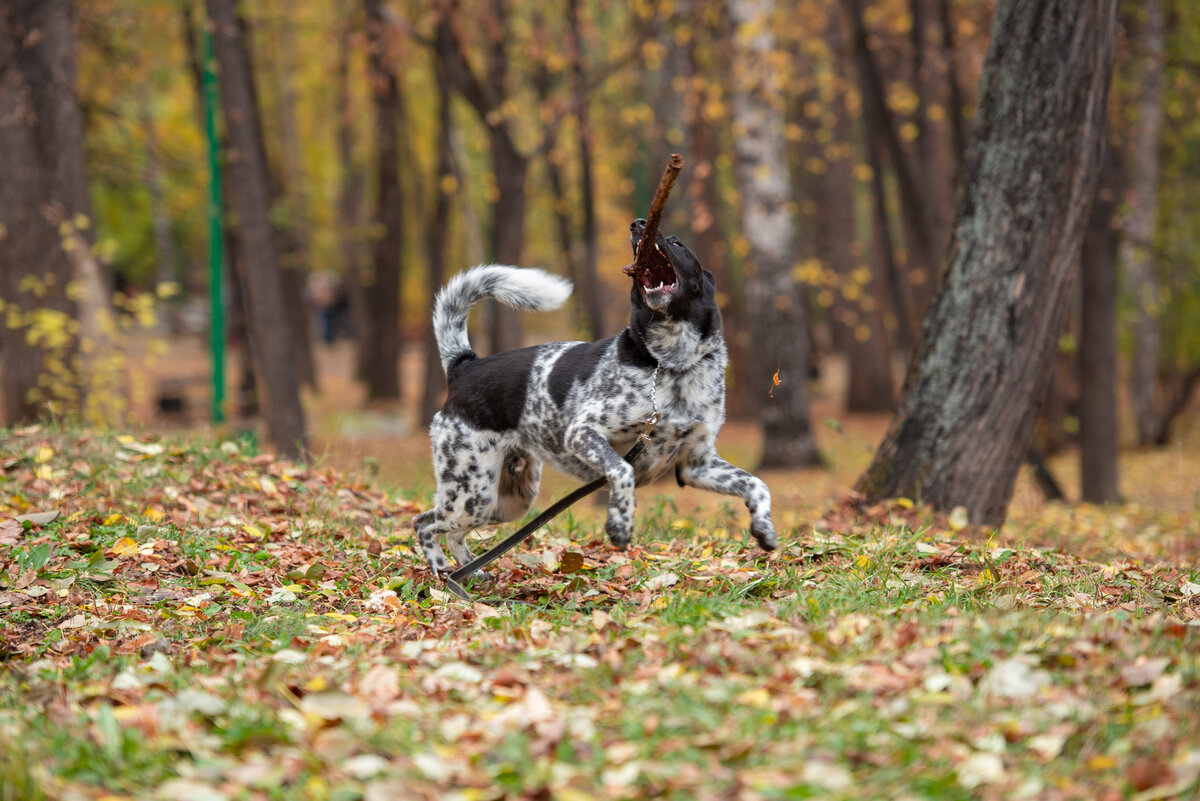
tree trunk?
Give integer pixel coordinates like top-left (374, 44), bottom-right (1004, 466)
top-left (936, 0), bottom-right (968, 187)
top-left (434, 1), bottom-right (526, 355)
top-left (1119, 0), bottom-right (1166, 447)
top-left (0, 0), bottom-right (89, 423)
top-left (845, 0), bottom-right (936, 315)
top-left (682, 9), bottom-right (752, 418)
top-left (359, 0), bottom-right (403, 401)
top-left (1079, 145), bottom-right (1121, 503)
top-left (235, 7), bottom-right (316, 391)
top-left (855, 0), bottom-right (1118, 526)
top-left (568, 0), bottom-right (604, 343)
top-left (335, 9), bottom-right (367, 354)
top-left (826, 9), bottom-right (894, 411)
top-left (206, 0), bottom-right (307, 458)
top-left (420, 58), bottom-right (455, 425)
top-left (727, 0), bottom-right (820, 469)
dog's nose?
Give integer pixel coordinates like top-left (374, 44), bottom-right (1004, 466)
top-left (631, 219), bottom-right (646, 233)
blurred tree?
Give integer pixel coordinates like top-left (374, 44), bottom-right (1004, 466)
top-left (728, 0), bottom-right (819, 469)
top-left (856, 0), bottom-right (1118, 525)
top-left (419, 53), bottom-right (456, 425)
top-left (181, 0), bottom-right (257, 417)
top-left (1079, 144), bottom-right (1121, 503)
top-left (822, 7), bottom-right (894, 412)
top-left (206, 0), bottom-right (307, 458)
top-left (231, 7), bottom-right (315, 391)
top-left (845, 0), bottom-right (936, 324)
top-left (433, 0), bottom-right (528, 354)
top-left (358, 0), bottom-right (404, 402)
top-left (1120, 0), bottom-right (1166, 447)
top-left (0, 0), bottom-right (101, 423)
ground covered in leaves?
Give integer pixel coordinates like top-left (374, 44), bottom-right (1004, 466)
top-left (2, 425), bottom-right (1199, 800)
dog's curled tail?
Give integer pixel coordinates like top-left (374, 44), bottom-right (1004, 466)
top-left (432, 264), bottom-right (573, 375)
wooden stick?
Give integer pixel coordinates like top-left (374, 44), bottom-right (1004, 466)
top-left (624, 153), bottom-right (685, 277)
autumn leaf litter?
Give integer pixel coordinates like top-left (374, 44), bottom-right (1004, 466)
top-left (1, 425), bottom-right (1199, 800)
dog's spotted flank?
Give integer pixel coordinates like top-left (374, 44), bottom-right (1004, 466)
top-left (414, 219), bottom-right (777, 575)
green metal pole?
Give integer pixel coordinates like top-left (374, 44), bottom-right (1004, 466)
top-left (202, 21), bottom-right (225, 423)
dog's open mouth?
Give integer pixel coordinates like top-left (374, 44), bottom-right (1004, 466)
top-left (636, 239), bottom-right (678, 309)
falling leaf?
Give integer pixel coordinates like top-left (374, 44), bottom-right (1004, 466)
top-left (768, 362), bottom-right (782, 398)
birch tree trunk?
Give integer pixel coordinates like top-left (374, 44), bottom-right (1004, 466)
top-left (1119, 0), bottom-right (1166, 447)
top-left (855, 0), bottom-right (1118, 526)
top-left (727, 0), bottom-right (819, 469)
top-left (207, 0), bottom-right (307, 459)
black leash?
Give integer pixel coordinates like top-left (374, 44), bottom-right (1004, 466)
top-left (443, 436), bottom-right (650, 602)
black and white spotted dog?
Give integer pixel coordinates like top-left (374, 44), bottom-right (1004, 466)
top-left (413, 219), bottom-right (777, 575)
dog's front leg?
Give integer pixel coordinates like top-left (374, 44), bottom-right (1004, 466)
top-left (564, 424), bottom-right (637, 548)
top-left (677, 452), bottom-right (778, 551)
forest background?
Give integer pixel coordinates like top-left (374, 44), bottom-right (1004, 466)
top-left (4, 2), bottom-right (1200, 798)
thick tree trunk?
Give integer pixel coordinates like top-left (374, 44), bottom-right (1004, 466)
top-left (0, 0), bottom-right (89, 423)
top-left (727, 0), bottom-right (820, 469)
top-left (359, 0), bottom-right (403, 401)
top-left (206, 0), bottom-right (307, 458)
top-left (855, 0), bottom-right (1118, 526)
top-left (1079, 147), bottom-right (1121, 503)
top-left (1120, 0), bottom-right (1166, 447)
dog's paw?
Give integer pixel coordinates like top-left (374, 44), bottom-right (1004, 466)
top-left (751, 518), bottom-right (778, 551)
top-left (605, 518), bottom-right (633, 549)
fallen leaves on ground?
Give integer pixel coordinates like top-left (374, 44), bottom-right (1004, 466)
top-left (1, 425), bottom-right (1198, 800)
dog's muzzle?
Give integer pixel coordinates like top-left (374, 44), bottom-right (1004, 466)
top-left (630, 220), bottom-right (678, 310)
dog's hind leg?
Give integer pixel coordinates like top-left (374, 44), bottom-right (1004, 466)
top-left (492, 450), bottom-right (542, 523)
top-left (565, 424), bottom-right (637, 548)
top-left (676, 452), bottom-right (777, 550)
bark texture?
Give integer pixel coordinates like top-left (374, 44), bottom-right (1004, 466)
top-left (206, 0), bottom-right (307, 458)
top-left (0, 0), bottom-right (85, 423)
top-left (855, 0), bottom-right (1118, 525)
top-left (727, 0), bottom-right (819, 469)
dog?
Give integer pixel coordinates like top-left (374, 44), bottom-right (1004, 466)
top-left (413, 219), bottom-right (777, 575)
